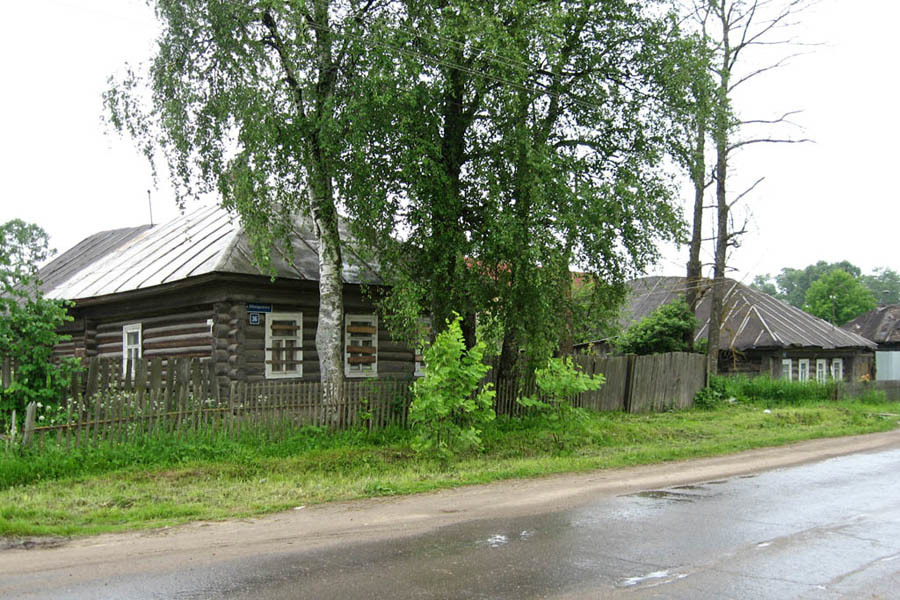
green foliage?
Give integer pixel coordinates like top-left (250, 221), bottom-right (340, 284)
top-left (409, 316), bottom-right (496, 459)
top-left (693, 378), bottom-right (727, 410)
top-left (752, 261), bottom-right (862, 308)
top-left (712, 375), bottom-right (838, 408)
top-left (804, 269), bottom-right (877, 325)
top-left (861, 267), bottom-right (900, 306)
top-left (518, 356), bottom-right (604, 415)
top-left (616, 299), bottom-right (699, 355)
top-left (340, 1), bottom-right (688, 359)
top-left (0, 220), bottom-right (80, 427)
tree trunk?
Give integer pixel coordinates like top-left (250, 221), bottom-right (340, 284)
top-left (707, 142), bottom-right (728, 377)
top-left (308, 170), bottom-right (344, 416)
top-left (685, 118), bottom-right (706, 315)
top-left (707, 2), bottom-right (732, 379)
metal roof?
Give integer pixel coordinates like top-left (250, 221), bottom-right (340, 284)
top-left (41, 204), bottom-right (380, 301)
top-left (624, 276), bottom-right (876, 351)
top-left (842, 305), bottom-right (900, 345)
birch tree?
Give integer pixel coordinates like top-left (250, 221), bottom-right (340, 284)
top-left (106, 1), bottom-right (396, 407)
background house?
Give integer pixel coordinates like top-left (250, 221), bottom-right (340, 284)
top-left (619, 276), bottom-right (876, 381)
top-left (40, 205), bottom-right (418, 388)
top-left (842, 305), bottom-right (900, 380)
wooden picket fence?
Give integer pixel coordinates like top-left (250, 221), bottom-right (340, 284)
top-left (5, 352), bottom-right (706, 451)
top-left (9, 357), bottom-right (413, 451)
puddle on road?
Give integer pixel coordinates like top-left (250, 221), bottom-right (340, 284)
top-left (631, 490), bottom-right (699, 503)
top-left (672, 484), bottom-right (706, 491)
top-left (478, 530), bottom-right (535, 549)
top-left (618, 569), bottom-right (689, 588)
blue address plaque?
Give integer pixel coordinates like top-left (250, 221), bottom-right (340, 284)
top-left (246, 303), bottom-right (272, 313)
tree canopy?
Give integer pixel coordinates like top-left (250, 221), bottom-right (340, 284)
top-left (803, 269), bottom-right (876, 326)
top-left (340, 0), bottom-right (689, 374)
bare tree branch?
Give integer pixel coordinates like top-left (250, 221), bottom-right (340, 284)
top-left (728, 136), bottom-right (813, 152)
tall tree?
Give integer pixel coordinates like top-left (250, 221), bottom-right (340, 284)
top-left (106, 1), bottom-right (397, 408)
top-left (342, 0), bottom-right (686, 376)
top-left (804, 269), bottom-right (876, 326)
top-left (688, 0), bottom-right (813, 374)
top-left (752, 260), bottom-right (862, 307)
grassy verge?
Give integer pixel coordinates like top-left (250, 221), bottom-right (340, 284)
top-left (2, 395), bottom-right (899, 538)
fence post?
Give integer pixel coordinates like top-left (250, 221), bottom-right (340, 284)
top-left (22, 402), bottom-right (37, 448)
top-left (623, 354), bottom-right (636, 413)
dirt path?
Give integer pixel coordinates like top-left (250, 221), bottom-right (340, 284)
top-left (3, 429), bottom-right (900, 591)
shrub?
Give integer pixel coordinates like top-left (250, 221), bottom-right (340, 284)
top-left (616, 299), bottom-right (699, 355)
top-left (694, 378), bottom-right (727, 410)
top-left (408, 315), bottom-right (495, 459)
top-left (518, 356), bottom-right (604, 416)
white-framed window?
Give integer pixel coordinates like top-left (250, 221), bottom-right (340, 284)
top-left (798, 359), bottom-right (810, 382)
top-left (265, 312), bottom-right (303, 379)
top-left (345, 314), bottom-right (377, 378)
top-left (122, 323), bottom-right (142, 376)
top-left (831, 358), bottom-right (844, 381)
top-left (816, 359), bottom-right (828, 383)
top-left (781, 358), bottom-right (793, 381)
top-left (414, 317), bottom-right (432, 378)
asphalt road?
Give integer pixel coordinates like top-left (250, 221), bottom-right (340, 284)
top-left (3, 430), bottom-right (900, 599)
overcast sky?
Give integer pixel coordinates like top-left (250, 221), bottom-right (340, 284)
top-left (1, 0), bottom-right (897, 283)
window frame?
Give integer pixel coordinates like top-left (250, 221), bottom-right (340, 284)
top-left (122, 323), bottom-right (142, 376)
top-left (781, 358), bottom-right (793, 381)
top-left (414, 317), bottom-right (432, 378)
top-left (345, 314), bottom-right (378, 378)
top-left (265, 311), bottom-right (303, 379)
top-left (798, 359), bottom-right (810, 382)
top-left (831, 358), bottom-right (844, 381)
top-left (816, 359), bottom-right (828, 384)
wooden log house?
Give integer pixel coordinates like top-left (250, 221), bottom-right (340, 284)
top-left (598, 276), bottom-right (877, 382)
top-left (39, 205), bottom-right (418, 389)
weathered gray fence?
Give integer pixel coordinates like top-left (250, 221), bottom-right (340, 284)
top-left (489, 353), bottom-right (707, 416)
top-left (6, 352), bottom-right (708, 450)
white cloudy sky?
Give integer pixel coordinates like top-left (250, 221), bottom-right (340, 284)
top-left (0, 0), bottom-right (897, 282)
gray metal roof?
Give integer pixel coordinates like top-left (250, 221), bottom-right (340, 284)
top-left (41, 204), bottom-right (380, 301)
top-left (624, 276), bottom-right (876, 351)
top-left (842, 305), bottom-right (900, 345)
top-left (38, 225), bottom-right (152, 296)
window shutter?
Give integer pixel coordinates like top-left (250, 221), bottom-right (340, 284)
top-left (345, 315), bottom-right (378, 377)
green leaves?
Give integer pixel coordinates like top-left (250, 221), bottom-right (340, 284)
top-left (803, 270), bottom-right (876, 326)
top-left (409, 315), bottom-right (495, 459)
top-left (616, 299), bottom-right (699, 355)
top-left (0, 221), bottom-right (79, 427)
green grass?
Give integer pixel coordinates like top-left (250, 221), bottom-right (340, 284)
top-left (2, 395), bottom-right (899, 538)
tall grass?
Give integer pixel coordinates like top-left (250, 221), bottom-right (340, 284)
top-left (710, 375), bottom-right (840, 407)
top-left (0, 424), bottom-right (413, 490)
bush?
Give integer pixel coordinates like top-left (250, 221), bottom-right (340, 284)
top-left (616, 299), bottom-right (699, 355)
top-left (518, 356), bottom-right (604, 416)
top-left (408, 315), bottom-right (496, 459)
top-left (694, 378), bottom-right (727, 410)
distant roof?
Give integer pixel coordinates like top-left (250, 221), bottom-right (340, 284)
top-left (40, 204), bottom-right (380, 301)
top-left (624, 276), bottom-right (876, 351)
top-left (842, 305), bottom-right (900, 345)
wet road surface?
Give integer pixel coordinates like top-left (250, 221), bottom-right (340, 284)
top-left (5, 446), bottom-right (900, 599)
